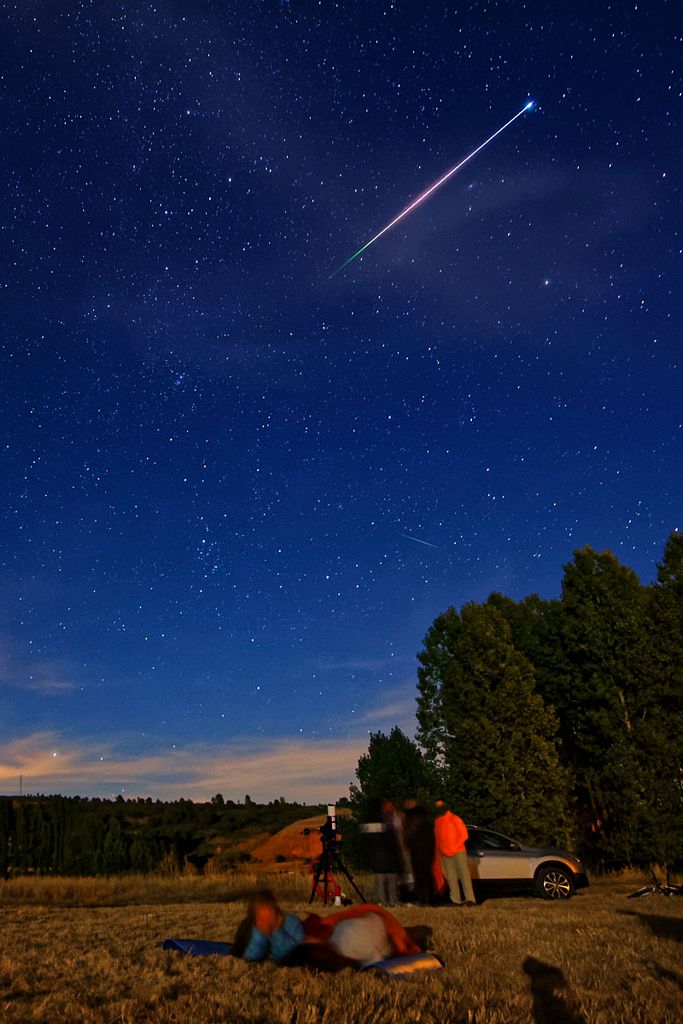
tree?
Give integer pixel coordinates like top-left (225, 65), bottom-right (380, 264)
top-left (434, 602), bottom-right (571, 845)
top-left (350, 727), bottom-right (431, 819)
top-left (636, 531), bottom-right (683, 868)
top-left (101, 815), bottom-right (129, 874)
top-left (656, 530), bottom-right (683, 591)
top-left (0, 798), bottom-right (13, 877)
top-left (549, 546), bottom-right (651, 866)
top-left (416, 606), bottom-right (461, 786)
top-left (486, 592), bottom-right (553, 671)
top-left (130, 836), bottom-right (155, 873)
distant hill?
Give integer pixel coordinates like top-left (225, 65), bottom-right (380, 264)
top-left (0, 794), bottom-right (339, 877)
top-left (247, 808), bottom-right (353, 870)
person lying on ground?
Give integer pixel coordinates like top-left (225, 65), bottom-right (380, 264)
top-left (231, 889), bottom-right (304, 963)
top-left (231, 889), bottom-right (422, 970)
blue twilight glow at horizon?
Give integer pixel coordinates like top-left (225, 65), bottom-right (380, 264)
top-left (334, 100), bottom-right (536, 275)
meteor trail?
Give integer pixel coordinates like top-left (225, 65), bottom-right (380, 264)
top-left (398, 532), bottom-right (440, 549)
top-left (333, 100), bottom-right (535, 275)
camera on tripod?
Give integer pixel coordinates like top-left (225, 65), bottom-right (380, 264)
top-left (303, 804), bottom-right (366, 906)
top-left (302, 804), bottom-right (339, 850)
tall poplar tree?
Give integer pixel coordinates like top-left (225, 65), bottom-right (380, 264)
top-left (418, 602), bottom-right (571, 845)
top-left (416, 606), bottom-right (460, 785)
top-left (546, 547), bottom-right (651, 865)
top-left (638, 531), bottom-right (683, 867)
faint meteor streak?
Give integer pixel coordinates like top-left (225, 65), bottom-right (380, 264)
top-left (333, 100), bottom-right (535, 275)
top-left (398, 532), bottom-right (440, 549)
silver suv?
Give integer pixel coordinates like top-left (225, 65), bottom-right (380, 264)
top-left (466, 825), bottom-right (589, 900)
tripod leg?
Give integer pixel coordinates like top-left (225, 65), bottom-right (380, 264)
top-left (310, 849), bottom-right (333, 904)
top-left (331, 850), bottom-right (367, 904)
top-left (323, 854), bottom-right (331, 906)
top-left (309, 856), bottom-right (325, 904)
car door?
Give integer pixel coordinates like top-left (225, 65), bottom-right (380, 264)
top-left (466, 828), bottom-right (531, 882)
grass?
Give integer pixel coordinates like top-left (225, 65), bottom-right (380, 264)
top-left (1, 875), bottom-right (681, 1023)
top-left (0, 870), bottom-right (314, 907)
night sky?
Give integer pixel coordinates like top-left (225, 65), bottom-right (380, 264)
top-left (1, 2), bottom-right (680, 802)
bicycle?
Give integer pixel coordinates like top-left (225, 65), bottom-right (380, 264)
top-left (628, 869), bottom-right (683, 898)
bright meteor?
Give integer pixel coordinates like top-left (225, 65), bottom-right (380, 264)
top-left (333, 100), bottom-right (535, 275)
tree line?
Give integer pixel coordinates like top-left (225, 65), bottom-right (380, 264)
top-left (0, 794), bottom-right (322, 878)
top-left (351, 533), bottom-right (683, 871)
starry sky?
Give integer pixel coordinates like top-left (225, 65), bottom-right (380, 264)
top-left (1, 2), bottom-right (680, 802)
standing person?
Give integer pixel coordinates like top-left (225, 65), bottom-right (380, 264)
top-left (403, 797), bottom-right (435, 905)
top-left (433, 799), bottom-right (476, 906)
top-left (382, 799), bottom-right (414, 900)
top-left (359, 798), bottom-right (402, 906)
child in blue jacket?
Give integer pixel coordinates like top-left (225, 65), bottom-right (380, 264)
top-left (235, 889), bottom-right (304, 963)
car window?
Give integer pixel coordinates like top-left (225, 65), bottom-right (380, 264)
top-left (467, 829), bottom-right (518, 851)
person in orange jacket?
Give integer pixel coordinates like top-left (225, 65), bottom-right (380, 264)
top-left (433, 799), bottom-right (476, 905)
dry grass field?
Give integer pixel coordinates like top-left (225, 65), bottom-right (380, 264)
top-left (1, 875), bottom-right (682, 1023)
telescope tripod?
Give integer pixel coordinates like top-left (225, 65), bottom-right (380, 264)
top-left (309, 840), bottom-right (367, 905)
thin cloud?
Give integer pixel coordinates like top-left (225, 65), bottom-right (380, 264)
top-left (358, 688), bottom-right (417, 729)
top-left (317, 656), bottom-right (397, 672)
top-left (0, 641), bottom-right (76, 695)
top-left (0, 684), bottom-right (419, 801)
top-left (0, 732), bottom-right (370, 803)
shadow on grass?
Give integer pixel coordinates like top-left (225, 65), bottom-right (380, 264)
top-left (618, 910), bottom-right (683, 943)
top-left (523, 957), bottom-right (588, 1024)
top-left (472, 893), bottom-right (558, 906)
top-left (650, 961), bottom-right (683, 990)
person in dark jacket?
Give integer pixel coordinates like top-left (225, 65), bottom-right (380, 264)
top-left (359, 797), bottom-right (403, 906)
top-left (403, 797), bottom-right (435, 905)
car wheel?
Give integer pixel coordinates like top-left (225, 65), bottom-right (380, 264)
top-left (535, 865), bottom-right (575, 900)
